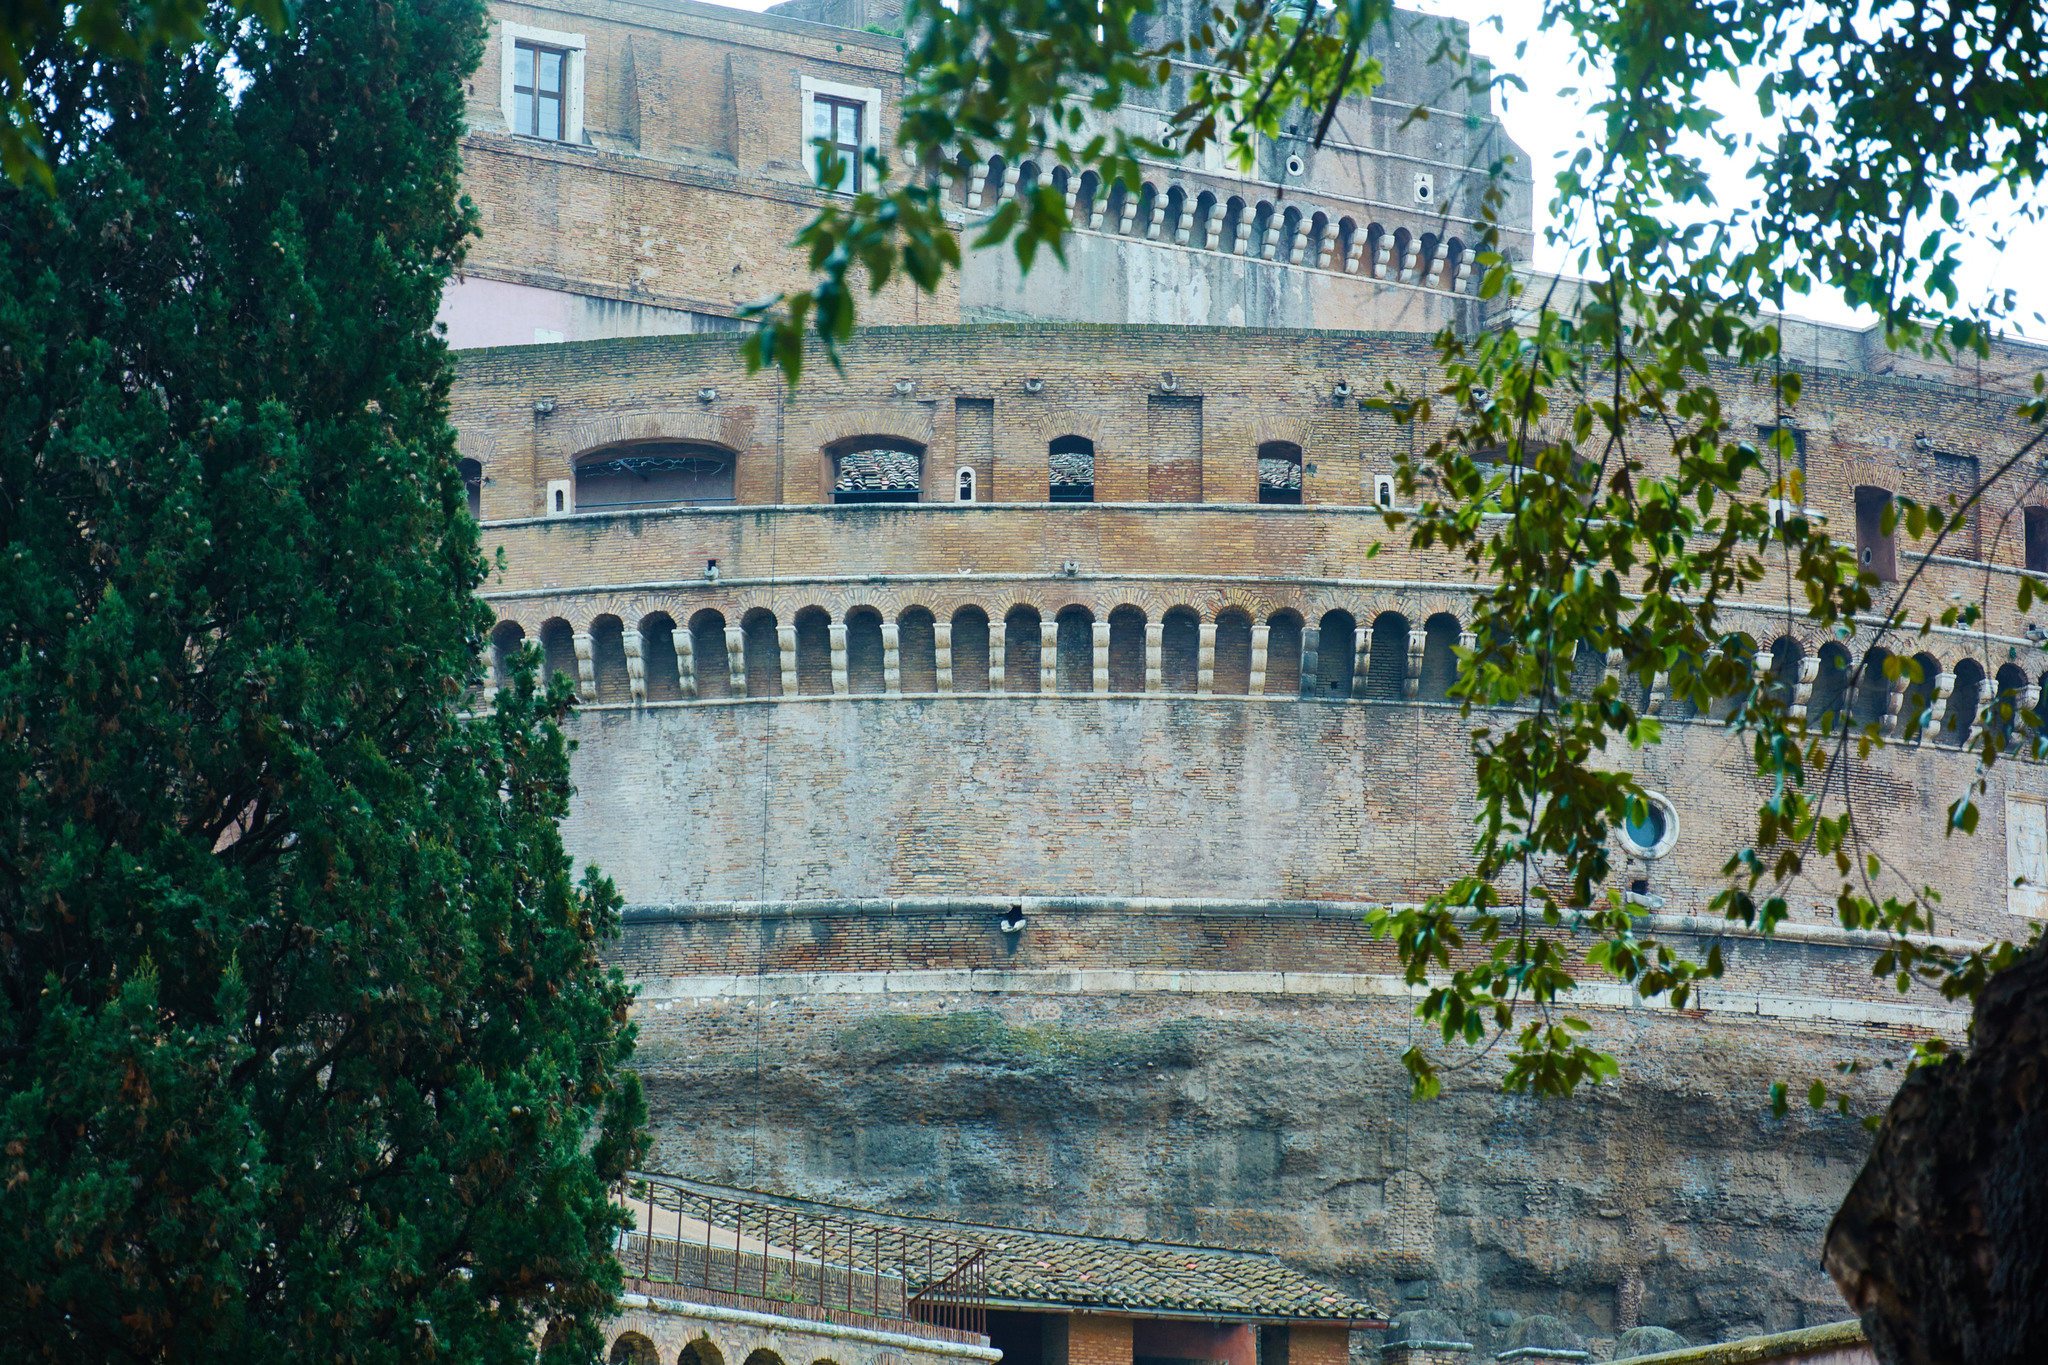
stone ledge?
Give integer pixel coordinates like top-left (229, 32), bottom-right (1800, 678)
top-left (1615, 1320), bottom-right (1866, 1365)
top-left (619, 895), bottom-right (1990, 957)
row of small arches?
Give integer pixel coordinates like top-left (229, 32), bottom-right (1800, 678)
top-left (488, 602), bottom-right (2041, 744)
top-left (608, 1336), bottom-right (802, 1365)
top-left (961, 155), bottom-right (1482, 293)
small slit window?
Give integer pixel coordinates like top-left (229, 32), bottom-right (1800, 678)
top-left (957, 466), bottom-right (977, 502)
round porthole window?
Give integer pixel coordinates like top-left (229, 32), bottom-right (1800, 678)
top-left (1285, 154), bottom-right (1306, 177)
top-left (1619, 790), bottom-right (1680, 860)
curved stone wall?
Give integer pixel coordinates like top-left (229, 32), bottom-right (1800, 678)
top-left (450, 324), bottom-right (2045, 1358)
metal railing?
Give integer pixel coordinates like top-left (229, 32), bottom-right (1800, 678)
top-left (621, 1173), bottom-right (987, 1341)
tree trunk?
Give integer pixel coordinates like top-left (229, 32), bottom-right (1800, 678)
top-left (1824, 940), bottom-right (2048, 1365)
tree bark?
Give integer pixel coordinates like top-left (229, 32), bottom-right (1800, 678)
top-left (1824, 940), bottom-right (2048, 1365)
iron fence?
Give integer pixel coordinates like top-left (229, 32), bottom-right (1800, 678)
top-left (621, 1173), bottom-right (987, 1340)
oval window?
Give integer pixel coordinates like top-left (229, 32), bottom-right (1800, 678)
top-left (1619, 791), bottom-right (1680, 860)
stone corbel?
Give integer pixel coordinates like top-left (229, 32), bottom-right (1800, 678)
top-left (1352, 625), bottom-right (1372, 699)
top-left (988, 628), bottom-right (1007, 692)
top-left (777, 625), bottom-right (798, 697)
top-left (881, 623), bottom-right (901, 696)
top-left (1405, 627), bottom-right (1427, 701)
top-left (829, 621), bottom-right (849, 697)
top-left (623, 628), bottom-right (646, 704)
top-left (724, 625), bottom-right (747, 697)
top-left (934, 621), bottom-right (954, 693)
top-left (1299, 625), bottom-right (1321, 699)
top-left (1249, 624), bottom-right (1269, 696)
top-left (1197, 622), bottom-right (1216, 694)
top-left (1039, 620), bottom-right (1059, 689)
top-left (1145, 622), bottom-right (1165, 693)
top-left (572, 631), bottom-right (597, 702)
top-left (1091, 622), bottom-right (1110, 692)
top-left (675, 627), bottom-right (697, 700)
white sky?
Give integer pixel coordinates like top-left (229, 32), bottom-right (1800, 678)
top-left (719, 0), bottom-right (2048, 336)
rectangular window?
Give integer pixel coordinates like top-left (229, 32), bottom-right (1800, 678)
top-left (514, 40), bottom-right (567, 140)
top-left (811, 94), bottom-right (864, 193)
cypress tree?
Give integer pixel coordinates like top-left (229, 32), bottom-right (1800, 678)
top-left (0, 1), bottom-right (644, 1361)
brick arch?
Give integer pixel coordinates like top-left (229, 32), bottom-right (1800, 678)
top-left (1209, 583), bottom-right (1282, 621)
top-left (1099, 588), bottom-right (1173, 619)
top-left (809, 406), bottom-right (935, 453)
top-left (560, 409), bottom-right (754, 462)
top-left (1020, 404), bottom-right (1114, 446)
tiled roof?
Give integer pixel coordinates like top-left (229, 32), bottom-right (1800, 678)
top-left (647, 1176), bottom-right (1388, 1325)
top-left (1049, 448), bottom-right (1095, 486)
top-left (973, 1226), bottom-right (1383, 1322)
top-left (1258, 456), bottom-right (1302, 490)
top-left (835, 448), bottom-right (922, 490)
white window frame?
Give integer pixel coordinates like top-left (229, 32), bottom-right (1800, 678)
top-left (501, 22), bottom-right (586, 145)
top-left (799, 75), bottom-right (882, 193)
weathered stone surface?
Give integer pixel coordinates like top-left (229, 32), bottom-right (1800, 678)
top-left (1824, 941), bottom-right (2048, 1365)
top-left (1615, 1327), bottom-right (1690, 1358)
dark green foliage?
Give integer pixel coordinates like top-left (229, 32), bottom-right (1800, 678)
top-left (0, 1), bottom-right (643, 1360)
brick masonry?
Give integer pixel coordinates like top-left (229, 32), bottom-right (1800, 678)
top-left (449, 320), bottom-right (2048, 1357)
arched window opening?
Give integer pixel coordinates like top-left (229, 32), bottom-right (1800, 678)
top-left (1419, 613), bottom-right (1461, 702)
top-left (1901, 651), bottom-right (1943, 740)
top-left (952, 607), bottom-right (992, 692)
top-left (1164, 185), bottom-right (1188, 242)
top-left (1259, 441), bottom-right (1304, 505)
top-left (1366, 613), bottom-right (1408, 700)
top-left (832, 438), bottom-right (924, 504)
top-left (460, 457), bottom-right (483, 520)
top-left (1265, 612), bottom-right (1303, 695)
top-left (1570, 637), bottom-right (1608, 699)
top-left (1055, 606), bottom-right (1094, 693)
top-left (1076, 170), bottom-right (1102, 226)
top-left (639, 612), bottom-right (681, 701)
top-left (690, 611), bottom-right (730, 700)
top-left (1856, 486), bottom-right (1897, 582)
top-left (539, 618), bottom-right (577, 689)
top-left (1107, 606), bottom-right (1147, 693)
top-left (794, 607), bottom-right (833, 695)
top-left (899, 607), bottom-right (939, 694)
top-left (1223, 196), bottom-right (1247, 253)
top-left (1769, 636), bottom-right (1803, 709)
top-left (1005, 607), bottom-right (1043, 692)
top-left (575, 441), bottom-right (736, 511)
top-left (610, 1334), bottom-right (660, 1365)
top-left (1944, 658), bottom-right (1985, 747)
top-left (1991, 662), bottom-right (2029, 748)
top-left (679, 1339), bottom-right (726, 1365)
top-left (489, 621), bottom-right (527, 693)
top-left (957, 466), bottom-right (977, 502)
top-left (845, 607), bottom-right (886, 693)
top-left (1853, 647), bottom-right (1894, 727)
top-left (1050, 436), bottom-right (1096, 502)
top-left (590, 614), bottom-right (630, 704)
top-left (1213, 609), bottom-right (1254, 694)
top-left (1162, 607), bottom-right (1201, 693)
top-left (1315, 609), bottom-right (1356, 697)
top-left (1709, 635), bottom-right (1758, 721)
top-left (742, 609), bottom-right (781, 697)
top-left (1810, 642), bottom-right (1852, 729)
top-left (2027, 506), bottom-right (2048, 573)
top-left (1193, 191), bottom-right (1219, 248)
